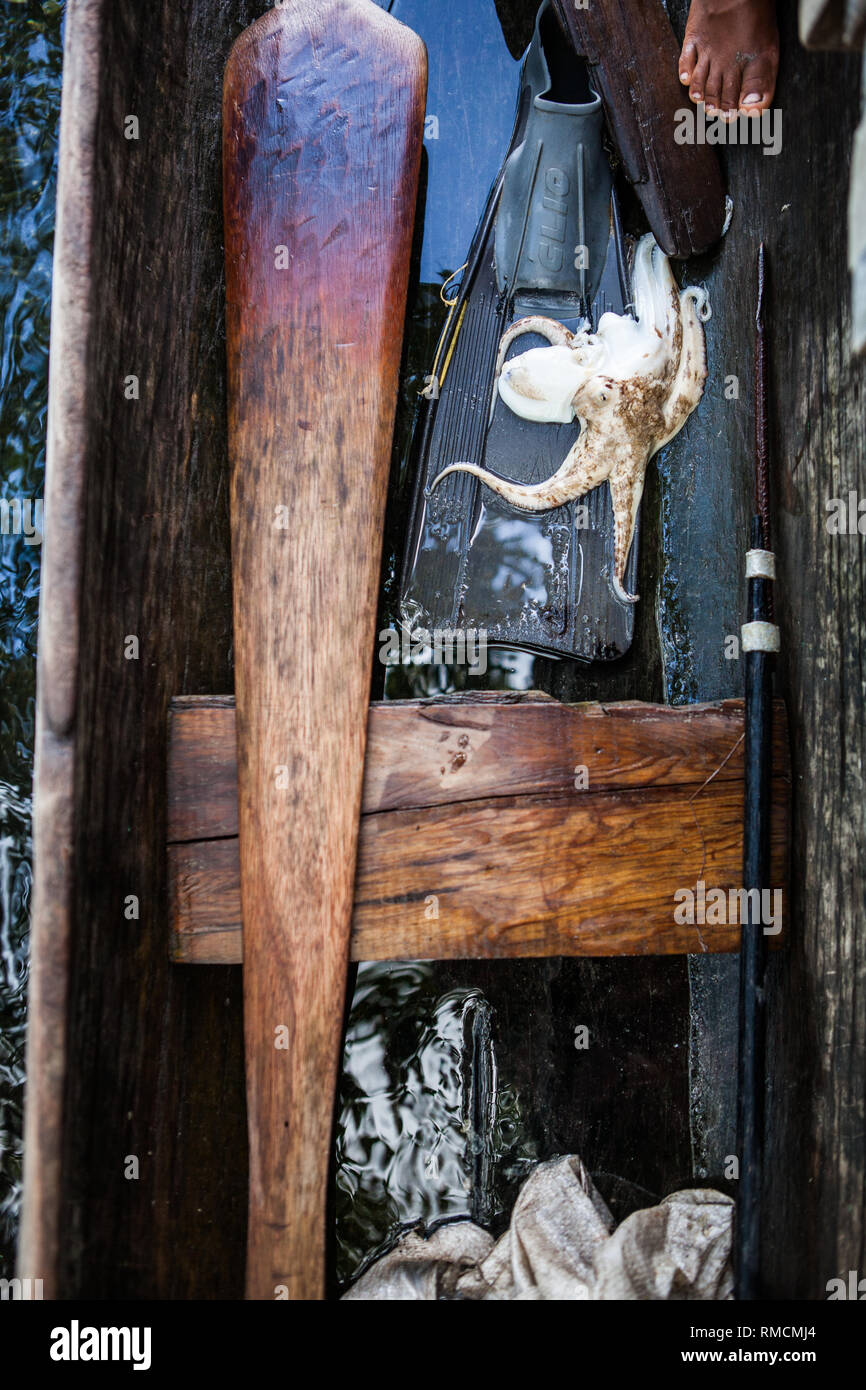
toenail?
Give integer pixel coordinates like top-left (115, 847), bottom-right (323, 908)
top-left (742, 93), bottom-right (762, 105)
top-left (680, 71), bottom-right (689, 81)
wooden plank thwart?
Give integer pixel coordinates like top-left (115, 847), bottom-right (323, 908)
top-left (168, 694), bottom-right (790, 962)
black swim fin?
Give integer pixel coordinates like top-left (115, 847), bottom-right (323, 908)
top-left (400, 0), bottom-right (636, 663)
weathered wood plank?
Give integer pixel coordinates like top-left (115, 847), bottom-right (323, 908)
top-left (354, 782), bottom-right (789, 957)
top-left (170, 778), bottom-right (790, 962)
top-left (167, 698), bottom-right (791, 964)
top-left (761, 3), bottom-right (866, 1299)
top-left (168, 696), bottom-right (240, 842)
top-left (170, 839), bottom-right (244, 964)
top-left (21, 0), bottom-right (262, 1302)
top-left (551, 0), bottom-right (725, 257)
top-left (168, 695), bottom-right (790, 838)
top-left (17, 0), bottom-right (104, 1295)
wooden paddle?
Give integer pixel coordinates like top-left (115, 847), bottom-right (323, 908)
top-left (223, 0), bottom-right (425, 1300)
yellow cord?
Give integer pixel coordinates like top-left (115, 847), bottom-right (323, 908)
top-left (440, 263), bottom-right (467, 307)
top-left (439, 303), bottom-right (467, 386)
top-left (420, 264), bottom-right (469, 399)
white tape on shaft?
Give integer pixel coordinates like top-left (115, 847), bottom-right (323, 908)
top-left (745, 549), bottom-right (776, 580)
top-left (742, 621), bottom-right (780, 653)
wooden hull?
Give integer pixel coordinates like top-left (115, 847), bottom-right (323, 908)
top-left (18, 0), bottom-right (866, 1300)
top-left (20, 0), bottom-right (247, 1298)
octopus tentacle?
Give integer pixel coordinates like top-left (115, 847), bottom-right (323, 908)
top-left (608, 463), bottom-right (646, 604)
top-left (494, 315), bottom-right (575, 375)
top-left (494, 315), bottom-right (576, 382)
top-left (682, 285), bottom-right (712, 323)
top-left (429, 432), bottom-right (609, 514)
top-left (658, 291), bottom-right (709, 446)
top-left (490, 317), bottom-right (581, 426)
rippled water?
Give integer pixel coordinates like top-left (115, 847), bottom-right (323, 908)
top-left (336, 964), bottom-right (539, 1285)
top-left (0, 0), bottom-right (63, 1277)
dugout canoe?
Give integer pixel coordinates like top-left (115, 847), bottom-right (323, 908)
top-left (16, 0), bottom-right (866, 1301)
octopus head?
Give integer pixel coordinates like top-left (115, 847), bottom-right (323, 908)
top-left (572, 372), bottom-right (626, 427)
top-left (498, 343), bottom-right (589, 425)
top-left (497, 331), bottom-right (604, 426)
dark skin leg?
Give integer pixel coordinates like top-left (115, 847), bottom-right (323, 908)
top-left (679, 0), bottom-right (779, 117)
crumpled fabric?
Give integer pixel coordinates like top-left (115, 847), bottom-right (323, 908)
top-left (343, 1156), bottom-right (733, 1301)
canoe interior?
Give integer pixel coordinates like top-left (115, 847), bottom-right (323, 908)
top-left (22, 0), bottom-right (866, 1298)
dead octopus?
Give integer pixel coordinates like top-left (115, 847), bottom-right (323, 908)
top-left (429, 234), bottom-right (711, 604)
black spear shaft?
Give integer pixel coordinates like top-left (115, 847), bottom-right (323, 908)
top-left (735, 244), bottom-right (777, 1300)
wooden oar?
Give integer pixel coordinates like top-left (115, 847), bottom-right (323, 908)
top-left (222, 0), bottom-right (425, 1300)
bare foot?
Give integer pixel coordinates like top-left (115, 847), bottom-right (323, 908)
top-left (679, 0), bottom-right (779, 117)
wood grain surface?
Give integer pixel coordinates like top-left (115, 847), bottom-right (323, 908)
top-left (753, 2), bottom-right (866, 1297)
top-left (21, 0), bottom-right (259, 1301)
top-left (22, 0), bottom-right (866, 1305)
top-left (223, 0), bottom-right (425, 1299)
top-left (168, 693), bottom-right (790, 831)
top-left (16, 0), bottom-right (103, 1297)
top-left (167, 695), bottom-right (790, 962)
top-left (551, 0), bottom-right (726, 257)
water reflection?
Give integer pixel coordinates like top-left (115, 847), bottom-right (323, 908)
top-left (335, 964), bottom-right (536, 1287)
top-left (0, 0), bottom-right (63, 1276)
